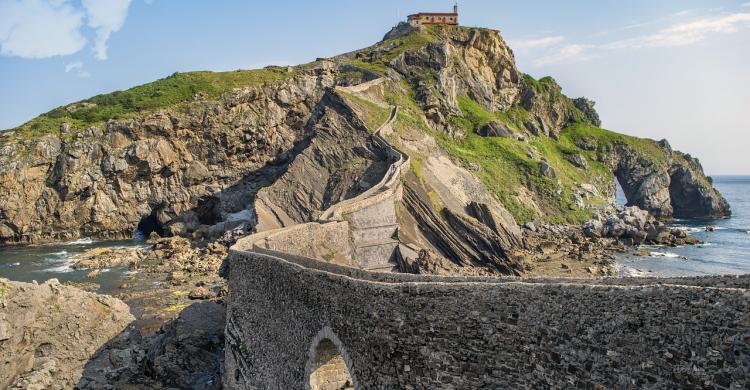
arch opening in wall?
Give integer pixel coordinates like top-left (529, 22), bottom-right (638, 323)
top-left (306, 327), bottom-right (357, 390)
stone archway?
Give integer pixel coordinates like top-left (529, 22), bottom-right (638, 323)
top-left (305, 326), bottom-right (357, 390)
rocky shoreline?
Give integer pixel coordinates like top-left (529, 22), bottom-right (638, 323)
top-left (0, 22), bottom-right (739, 388)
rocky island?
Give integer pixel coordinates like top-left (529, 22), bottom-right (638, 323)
top-left (0, 19), bottom-right (746, 390)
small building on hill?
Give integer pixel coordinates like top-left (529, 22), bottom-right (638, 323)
top-left (407, 4), bottom-right (459, 27)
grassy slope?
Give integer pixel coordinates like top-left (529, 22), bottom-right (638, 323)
top-left (338, 92), bottom-right (391, 132)
top-left (7, 66), bottom-right (299, 139)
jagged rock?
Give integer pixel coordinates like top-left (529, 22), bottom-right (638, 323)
top-left (613, 142), bottom-right (730, 219)
top-left (572, 97), bottom-right (602, 127)
top-left (575, 136), bottom-right (598, 151)
top-left (565, 153), bottom-right (588, 169)
top-left (0, 279), bottom-right (134, 389)
top-left (539, 162), bottom-right (556, 178)
top-left (388, 27), bottom-right (521, 136)
top-left (0, 62), bottom-right (339, 245)
top-left (477, 120), bottom-right (514, 137)
top-left (77, 301), bottom-right (225, 390)
top-left (582, 219), bottom-right (603, 238)
top-left (71, 247), bottom-right (143, 270)
top-left (466, 201), bottom-right (524, 250)
top-left (254, 91), bottom-right (389, 227)
top-left (401, 182), bottom-right (522, 275)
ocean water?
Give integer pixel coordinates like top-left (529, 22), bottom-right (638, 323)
top-left (0, 235), bottom-right (147, 292)
top-left (618, 175), bottom-right (750, 277)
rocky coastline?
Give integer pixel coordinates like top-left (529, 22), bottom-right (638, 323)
top-left (0, 23), bottom-right (739, 388)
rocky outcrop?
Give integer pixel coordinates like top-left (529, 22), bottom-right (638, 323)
top-left (582, 206), bottom-right (700, 246)
top-left (518, 76), bottom-right (582, 138)
top-left (0, 23), bottom-right (730, 250)
top-left (572, 97), bottom-right (601, 127)
top-left (0, 278), bottom-right (134, 389)
top-left (388, 25), bottom-right (521, 137)
top-left (0, 63), bottom-right (340, 245)
top-left (254, 91), bottom-right (389, 229)
top-left (607, 142), bottom-right (730, 219)
top-left (477, 120), bottom-right (514, 137)
top-left (401, 180), bottom-right (522, 275)
top-left (77, 301), bottom-right (225, 390)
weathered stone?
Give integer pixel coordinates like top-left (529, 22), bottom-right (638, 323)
top-left (224, 251), bottom-right (750, 389)
top-left (0, 279), bottom-right (133, 389)
top-left (539, 162), bottom-right (556, 178)
top-left (477, 120), bottom-right (514, 137)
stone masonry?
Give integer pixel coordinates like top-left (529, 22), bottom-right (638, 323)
top-left (225, 248), bottom-right (750, 389)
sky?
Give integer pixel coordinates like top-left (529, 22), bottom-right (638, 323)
top-left (0, 1), bottom-right (749, 174)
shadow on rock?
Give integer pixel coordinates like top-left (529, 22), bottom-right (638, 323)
top-left (77, 300), bottom-right (226, 390)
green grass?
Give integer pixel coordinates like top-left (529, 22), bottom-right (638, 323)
top-left (522, 73), bottom-right (558, 94)
top-left (344, 26), bottom-right (439, 76)
top-left (439, 96), bottom-right (614, 223)
top-left (561, 124), bottom-right (670, 168)
top-left (9, 67), bottom-right (298, 139)
top-left (340, 92), bottom-right (391, 132)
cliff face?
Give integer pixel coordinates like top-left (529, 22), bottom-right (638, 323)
top-left (0, 23), bottom-right (729, 249)
top-left (0, 64), bottom-right (361, 244)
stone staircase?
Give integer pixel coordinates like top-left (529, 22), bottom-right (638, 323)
top-left (239, 78), bottom-right (409, 272)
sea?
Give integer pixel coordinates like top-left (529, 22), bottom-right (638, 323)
top-left (0, 234), bottom-right (148, 293)
top-left (617, 175), bottom-right (750, 277)
top-left (0, 176), bottom-right (748, 289)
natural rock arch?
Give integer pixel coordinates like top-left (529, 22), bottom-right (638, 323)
top-left (305, 326), bottom-right (357, 390)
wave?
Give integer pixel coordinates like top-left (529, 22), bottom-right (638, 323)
top-left (61, 238), bottom-right (94, 246)
top-left (621, 267), bottom-right (652, 277)
top-left (43, 251), bottom-right (69, 262)
top-left (41, 265), bottom-right (73, 273)
top-left (649, 251), bottom-right (684, 259)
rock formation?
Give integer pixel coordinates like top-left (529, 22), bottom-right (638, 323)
top-left (0, 23), bottom-right (731, 271)
top-left (0, 278), bottom-right (134, 389)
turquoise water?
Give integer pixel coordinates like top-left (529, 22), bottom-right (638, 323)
top-left (618, 175), bottom-right (750, 276)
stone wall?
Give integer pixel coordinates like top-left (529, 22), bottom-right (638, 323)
top-left (225, 249), bottom-right (750, 389)
top-left (234, 221), bottom-right (353, 267)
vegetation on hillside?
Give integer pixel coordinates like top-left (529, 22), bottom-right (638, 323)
top-left (8, 67), bottom-right (298, 139)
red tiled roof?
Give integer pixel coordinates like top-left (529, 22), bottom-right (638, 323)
top-left (408, 12), bottom-right (458, 18)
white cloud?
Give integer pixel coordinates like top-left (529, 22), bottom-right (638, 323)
top-left (742, 2), bottom-right (750, 8)
top-left (0, 0), bottom-right (133, 61)
top-left (511, 35), bottom-right (565, 50)
top-left (81, 0), bottom-right (132, 60)
top-left (0, 0), bottom-right (86, 59)
top-left (534, 44), bottom-right (594, 66)
top-left (64, 60), bottom-right (90, 77)
top-left (605, 12), bottom-right (750, 50)
top-left (64, 61), bottom-right (82, 72)
top-left (530, 12), bottom-right (750, 66)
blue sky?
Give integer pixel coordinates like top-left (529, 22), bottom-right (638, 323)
top-left (1, 1), bottom-right (749, 174)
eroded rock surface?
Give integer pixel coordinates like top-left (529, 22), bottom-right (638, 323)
top-left (0, 278), bottom-right (134, 389)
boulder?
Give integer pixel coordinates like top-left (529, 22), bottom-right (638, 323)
top-left (0, 279), bottom-right (134, 389)
top-left (565, 153), bottom-right (588, 169)
top-left (539, 162), bottom-right (556, 178)
top-left (188, 287), bottom-right (216, 300)
top-left (477, 120), bottom-right (514, 138)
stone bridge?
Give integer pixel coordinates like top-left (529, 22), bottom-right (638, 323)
top-left (223, 79), bottom-right (750, 389)
top-left (224, 247), bottom-right (750, 389)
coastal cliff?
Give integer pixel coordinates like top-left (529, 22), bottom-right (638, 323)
top-left (0, 24), bottom-right (730, 274)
